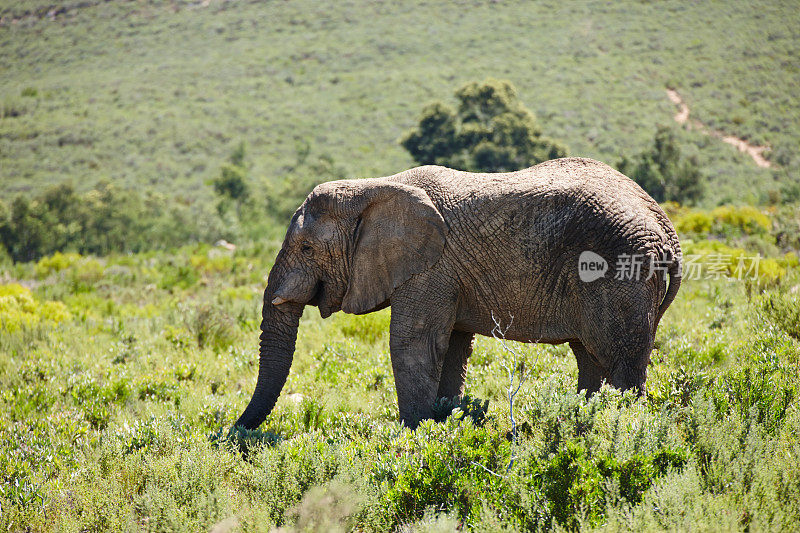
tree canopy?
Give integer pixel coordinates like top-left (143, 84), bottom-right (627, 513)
top-left (617, 126), bottom-right (705, 205)
top-left (401, 79), bottom-right (568, 173)
top-left (0, 183), bottom-right (224, 263)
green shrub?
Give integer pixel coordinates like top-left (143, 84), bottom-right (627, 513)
top-left (163, 325), bottom-right (192, 350)
top-left (213, 142), bottom-right (251, 218)
top-left (401, 79), bottom-right (567, 172)
top-left (617, 127), bottom-right (705, 205)
top-left (67, 258), bottom-right (105, 293)
top-left (199, 401), bottom-right (235, 431)
top-left (0, 182), bottom-right (227, 263)
top-left (67, 373), bottom-right (133, 429)
top-left (34, 251), bottom-right (82, 278)
top-left (524, 441), bottom-right (687, 530)
top-left (190, 251), bottom-right (233, 275)
top-left (136, 374), bottom-right (179, 403)
top-left (432, 395), bottom-right (490, 426)
top-left (4, 384), bottom-right (57, 420)
top-left (711, 205), bottom-right (771, 235)
top-left (0, 283), bottom-right (71, 332)
top-left (773, 205), bottom-right (800, 251)
top-left (159, 262), bottom-right (199, 291)
top-left (676, 210), bottom-right (713, 234)
top-left (760, 291), bottom-right (800, 340)
top-left (286, 481), bottom-right (364, 533)
top-left (63, 293), bottom-right (116, 320)
top-left (683, 240), bottom-right (785, 287)
top-left (1, 97), bottom-right (27, 118)
top-left (181, 302), bottom-right (237, 352)
top-left (650, 365), bottom-right (712, 407)
top-left (710, 364), bottom-right (796, 434)
top-left (111, 415), bottom-right (191, 456)
top-left (212, 426), bottom-right (282, 456)
top-left (381, 417), bottom-right (510, 524)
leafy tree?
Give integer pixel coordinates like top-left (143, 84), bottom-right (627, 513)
top-left (617, 126), bottom-right (705, 205)
top-left (7, 197), bottom-right (48, 262)
top-left (213, 142), bottom-right (251, 217)
top-left (0, 200), bottom-right (13, 264)
top-left (401, 79), bottom-right (568, 172)
top-left (0, 182), bottom-right (225, 263)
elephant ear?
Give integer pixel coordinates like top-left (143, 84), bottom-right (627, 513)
top-left (342, 182), bottom-right (446, 315)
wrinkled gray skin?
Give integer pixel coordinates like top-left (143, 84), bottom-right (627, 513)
top-left (235, 158), bottom-right (682, 430)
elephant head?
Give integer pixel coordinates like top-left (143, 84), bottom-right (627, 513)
top-left (234, 178), bottom-right (447, 429)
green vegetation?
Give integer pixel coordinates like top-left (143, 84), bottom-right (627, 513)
top-left (2, 0), bottom-right (800, 530)
top-left (401, 79), bottom-right (567, 172)
top-left (1, 0), bottom-right (798, 206)
top-left (1, 207), bottom-right (800, 530)
top-left (213, 141), bottom-right (251, 218)
top-left (617, 126), bottom-right (705, 205)
top-left (0, 182), bottom-right (226, 262)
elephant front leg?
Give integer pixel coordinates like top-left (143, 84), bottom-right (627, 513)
top-left (437, 331), bottom-right (474, 400)
top-left (388, 320), bottom-right (453, 428)
top-left (389, 281), bottom-right (458, 429)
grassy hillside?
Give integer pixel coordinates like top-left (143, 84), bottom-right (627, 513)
top-left (1, 0), bottom-right (798, 207)
top-left (3, 1), bottom-right (800, 530)
top-left (2, 208), bottom-right (800, 530)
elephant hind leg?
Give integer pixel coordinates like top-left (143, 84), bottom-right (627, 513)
top-left (570, 341), bottom-right (607, 395)
top-left (589, 324), bottom-right (653, 396)
top-left (581, 282), bottom-right (657, 396)
top-left (608, 341), bottom-right (652, 395)
top-left (437, 331), bottom-right (474, 400)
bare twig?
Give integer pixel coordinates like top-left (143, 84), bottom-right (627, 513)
top-left (470, 460), bottom-right (506, 478)
top-left (490, 311), bottom-right (530, 473)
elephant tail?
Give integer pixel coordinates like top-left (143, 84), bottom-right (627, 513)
top-left (654, 249), bottom-right (682, 331)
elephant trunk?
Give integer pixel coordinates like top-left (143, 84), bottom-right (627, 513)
top-left (234, 259), bottom-right (306, 430)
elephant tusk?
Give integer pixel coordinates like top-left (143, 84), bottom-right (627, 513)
top-left (272, 296), bottom-right (288, 306)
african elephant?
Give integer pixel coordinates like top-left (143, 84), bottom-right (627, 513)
top-left (235, 157), bottom-right (682, 430)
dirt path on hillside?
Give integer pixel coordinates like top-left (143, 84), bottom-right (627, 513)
top-left (666, 89), bottom-right (771, 168)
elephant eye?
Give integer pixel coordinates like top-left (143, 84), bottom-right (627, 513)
top-left (301, 242), bottom-right (313, 256)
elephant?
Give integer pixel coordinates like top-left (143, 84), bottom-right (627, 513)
top-left (234, 157), bottom-right (682, 430)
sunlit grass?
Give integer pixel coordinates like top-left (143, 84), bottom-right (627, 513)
top-left (1, 232), bottom-right (799, 529)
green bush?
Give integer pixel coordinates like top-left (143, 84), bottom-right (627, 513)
top-left (711, 205), bottom-right (771, 235)
top-left (0, 182), bottom-right (227, 263)
top-left (401, 79), bottom-right (567, 172)
top-left (136, 374), bottom-right (179, 403)
top-left (67, 374), bottom-right (132, 430)
top-left (213, 142), bottom-right (251, 218)
top-left (0, 283), bottom-right (71, 332)
top-left (773, 205), bottom-right (800, 252)
top-left (381, 417), bottom-right (510, 524)
top-left (159, 262), bottom-right (199, 291)
top-left (286, 481), bottom-right (364, 533)
top-left (709, 364), bottom-right (796, 434)
top-left (181, 303), bottom-right (237, 352)
top-left (682, 240), bottom-right (786, 287)
top-left (34, 252), bottom-right (82, 278)
top-left (431, 395), bottom-right (490, 426)
top-left (617, 126), bottom-right (705, 205)
top-left (760, 291), bottom-right (800, 340)
top-left (675, 210), bottom-right (713, 234)
top-left (522, 442), bottom-right (687, 530)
